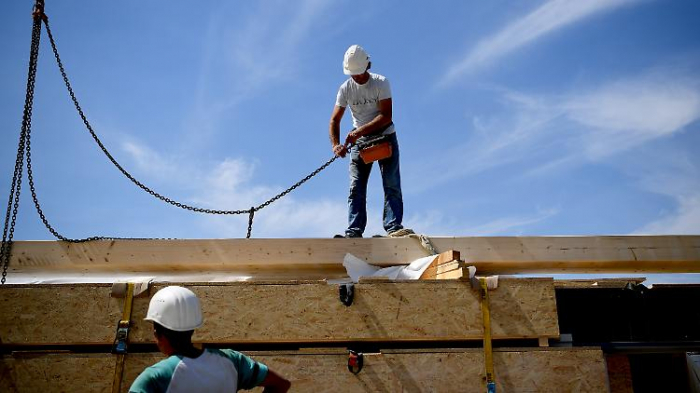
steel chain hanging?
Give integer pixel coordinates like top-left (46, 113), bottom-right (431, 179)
top-left (0, 1), bottom-right (45, 284)
top-left (2, 1), bottom-right (342, 284)
top-left (44, 20), bottom-right (339, 219)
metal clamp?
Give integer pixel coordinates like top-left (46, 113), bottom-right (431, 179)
top-left (111, 320), bottom-right (130, 354)
top-left (347, 350), bottom-right (363, 374)
top-left (111, 282), bottom-right (135, 355)
top-left (339, 283), bottom-right (354, 306)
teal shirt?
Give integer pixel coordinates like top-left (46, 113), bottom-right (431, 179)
top-left (129, 348), bottom-right (268, 392)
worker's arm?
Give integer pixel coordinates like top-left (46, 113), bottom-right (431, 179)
top-left (345, 97), bottom-right (392, 146)
top-left (259, 369), bottom-right (291, 393)
top-left (329, 104), bottom-right (347, 157)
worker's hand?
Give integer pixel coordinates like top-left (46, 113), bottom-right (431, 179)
top-left (345, 130), bottom-right (361, 146)
top-left (333, 144), bottom-right (347, 158)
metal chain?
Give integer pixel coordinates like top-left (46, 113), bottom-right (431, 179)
top-left (1, 1), bottom-right (342, 283)
top-left (246, 208), bottom-right (254, 239)
top-left (0, 3), bottom-right (45, 284)
top-left (43, 21), bottom-right (249, 216)
top-left (43, 18), bottom-right (339, 231)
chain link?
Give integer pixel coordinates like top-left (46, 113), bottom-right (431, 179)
top-left (45, 18), bottom-right (340, 215)
top-left (0, 4), bottom-right (45, 284)
top-left (44, 20), bottom-right (339, 220)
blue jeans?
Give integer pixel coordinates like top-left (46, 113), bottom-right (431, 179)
top-left (346, 132), bottom-right (403, 236)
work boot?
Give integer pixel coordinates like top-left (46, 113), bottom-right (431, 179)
top-left (334, 232), bottom-right (363, 238)
top-left (387, 228), bottom-right (415, 238)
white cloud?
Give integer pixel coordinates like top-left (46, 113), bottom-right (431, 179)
top-left (636, 195), bottom-right (700, 234)
top-left (404, 207), bottom-right (560, 236)
top-left (562, 73), bottom-right (700, 158)
top-left (442, 0), bottom-right (639, 82)
top-left (183, 0), bottom-right (335, 149)
top-left (464, 207), bottom-right (560, 236)
top-left (435, 70), bottom-right (700, 184)
top-left (633, 157), bottom-right (700, 235)
top-left (216, 0), bottom-right (333, 105)
top-left (121, 140), bottom-right (200, 188)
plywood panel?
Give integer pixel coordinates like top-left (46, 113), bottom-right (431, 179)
top-left (0, 348), bottom-right (608, 393)
top-left (554, 278), bottom-right (646, 289)
top-left (7, 236), bottom-right (700, 278)
top-left (0, 279), bottom-right (558, 345)
top-left (0, 284), bottom-right (125, 345)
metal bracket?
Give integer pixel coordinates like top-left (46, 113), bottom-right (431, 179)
top-left (111, 282), bottom-right (136, 355)
top-left (111, 321), bottom-right (130, 354)
top-left (347, 350), bottom-right (363, 374)
top-left (339, 283), bottom-right (354, 306)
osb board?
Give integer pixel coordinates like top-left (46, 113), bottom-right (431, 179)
top-left (8, 235), bottom-right (700, 276)
top-left (0, 348), bottom-right (608, 393)
top-left (0, 279), bottom-right (559, 345)
top-left (0, 284), bottom-right (126, 345)
top-left (0, 352), bottom-right (156, 393)
top-left (250, 348), bottom-right (609, 392)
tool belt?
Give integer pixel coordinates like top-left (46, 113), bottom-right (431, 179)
top-left (355, 123), bottom-right (393, 164)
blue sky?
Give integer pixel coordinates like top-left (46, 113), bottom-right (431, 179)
top-left (1, 0), bottom-right (699, 242)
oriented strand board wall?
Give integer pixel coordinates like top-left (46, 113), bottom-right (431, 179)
top-left (0, 279), bottom-right (558, 345)
top-left (0, 348), bottom-right (608, 393)
top-left (0, 284), bottom-right (124, 345)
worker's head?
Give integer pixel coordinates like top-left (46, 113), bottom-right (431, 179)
top-left (343, 45), bottom-right (371, 82)
top-left (144, 286), bottom-right (203, 354)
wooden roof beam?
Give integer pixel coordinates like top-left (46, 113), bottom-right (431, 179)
top-left (7, 235), bottom-right (700, 276)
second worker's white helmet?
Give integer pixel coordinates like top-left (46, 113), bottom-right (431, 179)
top-left (145, 286), bottom-right (204, 331)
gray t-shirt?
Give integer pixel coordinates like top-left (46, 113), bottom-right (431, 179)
top-left (335, 73), bottom-right (395, 135)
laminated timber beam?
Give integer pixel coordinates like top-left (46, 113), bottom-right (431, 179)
top-left (0, 279), bottom-right (558, 346)
top-left (7, 235), bottom-right (700, 278)
top-left (0, 348), bottom-right (608, 393)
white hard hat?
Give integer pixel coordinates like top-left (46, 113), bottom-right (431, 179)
top-left (343, 45), bottom-right (369, 75)
top-left (145, 286), bottom-right (203, 331)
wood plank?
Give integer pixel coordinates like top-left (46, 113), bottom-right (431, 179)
top-left (0, 348), bottom-right (609, 393)
top-left (7, 235), bottom-right (699, 278)
top-left (420, 260), bottom-right (465, 279)
top-left (436, 249), bottom-right (460, 264)
top-left (418, 250), bottom-right (459, 279)
top-left (435, 267), bottom-right (468, 280)
top-left (0, 279), bottom-right (559, 346)
top-left (554, 278), bottom-right (646, 289)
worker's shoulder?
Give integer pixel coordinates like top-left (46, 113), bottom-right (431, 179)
top-left (146, 355), bottom-right (183, 376)
top-left (206, 348), bottom-right (247, 362)
top-left (369, 72), bottom-right (388, 82)
top-left (129, 356), bottom-right (182, 392)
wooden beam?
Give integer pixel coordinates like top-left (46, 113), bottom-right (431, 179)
top-left (0, 348), bottom-right (608, 393)
top-left (435, 267), bottom-right (469, 280)
top-left (420, 260), bottom-right (464, 279)
top-left (554, 278), bottom-right (646, 289)
top-left (0, 279), bottom-right (559, 346)
top-left (418, 250), bottom-right (461, 279)
top-left (7, 236), bottom-right (700, 277)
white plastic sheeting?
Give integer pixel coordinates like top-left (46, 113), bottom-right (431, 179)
top-left (342, 253), bottom-right (436, 282)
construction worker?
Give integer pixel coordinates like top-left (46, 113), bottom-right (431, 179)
top-left (329, 44), bottom-right (411, 238)
top-left (129, 286), bottom-right (291, 392)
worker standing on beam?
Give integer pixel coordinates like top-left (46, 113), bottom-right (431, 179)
top-left (129, 286), bottom-right (291, 393)
top-left (329, 44), bottom-right (412, 238)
